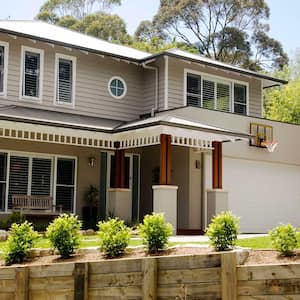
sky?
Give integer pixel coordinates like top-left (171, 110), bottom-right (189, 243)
top-left (0, 0), bottom-right (298, 57)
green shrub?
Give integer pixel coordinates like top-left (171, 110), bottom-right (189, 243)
top-left (138, 213), bottom-right (173, 253)
top-left (269, 224), bottom-right (298, 256)
top-left (98, 218), bottom-right (130, 258)
top-left (46, 214), bottom-right (82, 258)
top-left (206, 211), bottom-right (239, 251)
top-left (3, 221), bottom-right (38, 265)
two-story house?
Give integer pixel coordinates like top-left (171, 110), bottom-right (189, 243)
top-left (0, 20), bottom-right (297, 233)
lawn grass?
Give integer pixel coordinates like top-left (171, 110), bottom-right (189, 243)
top-left (0, 234), bottom-right (276, 250)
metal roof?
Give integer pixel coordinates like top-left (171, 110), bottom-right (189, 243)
top-left (0, 21), bottom-right (287, 87)
top-left (0, 20), bottom-right (150, 61)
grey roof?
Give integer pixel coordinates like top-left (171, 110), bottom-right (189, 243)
top-left (0, 21), bottom-right (286, 87)
top-left (0, 106), bottom-right (123, 132)
top-left (0, 20), bottom-right (150, 61)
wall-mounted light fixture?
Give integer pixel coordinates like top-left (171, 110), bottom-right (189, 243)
top-left (88, 156), bottom-right (96, 168)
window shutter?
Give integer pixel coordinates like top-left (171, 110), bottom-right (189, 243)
top-left (216, 83), bottom-right (230, 112)
top-left (31, 158), bottom-right (52, 196)
top-left (57, 58), bottom-right (73, 103)
top-left (8, 156), bottom-right (29, 208)
top-left (0, 153), bottom-right (7, 211)
top-left (24, 51), bottom-right (40, 97)
top-left (202, 80), bottom-right (215, 109)
top-left (0, 46), bottom-right (4, 93)
top-left (186, 73), bottom-right (201, 106)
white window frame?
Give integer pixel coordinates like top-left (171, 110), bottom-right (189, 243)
top-left (19, 46), bottom-right (44, 102)
top-left (108, 76), bottom-right (127, 99)
top-left (0, 41), bottom-right (9, 98)
top-left (184, 68), bottom-right (249, 115)
top-left (0, 150), bottom-right (77, 214)
top-left (54, 53), bottom-right (76, 107)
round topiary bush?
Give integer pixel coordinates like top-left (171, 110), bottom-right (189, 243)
top-left (206, 211), bottom-right (239, 251)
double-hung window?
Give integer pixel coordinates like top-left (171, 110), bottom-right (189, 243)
top-left (186, 70), bottom-right (248, 115)
top-left (21, 46), bottom-right (44, 101)
top-left (0, 153), bottom-right (76, 213)
top-left (55, 54), bottom-right (76, 106)
top-left (0, 41), bottom-right (8, 97)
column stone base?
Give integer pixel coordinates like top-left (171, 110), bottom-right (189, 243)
top-left (152, 185), bottom-right (178, 235)
top-left (207, 189), bottom-right (229, 225)
top-left (108, 188), bottom-right (131, 221)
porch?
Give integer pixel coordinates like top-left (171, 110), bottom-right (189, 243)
top-left (0, 106), bottom-right (251, 232)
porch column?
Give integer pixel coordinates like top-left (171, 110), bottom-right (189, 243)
top-left (153, 134), bottom-right (178, 235)
top-left (207, 141), bottom-right (228, 225)
top-left (108, 142), bottom-right (131, 221)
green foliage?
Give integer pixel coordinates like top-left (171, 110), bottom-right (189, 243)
top-left (97, 218), bottom-right (130, 258)
top-left (206, 211), bottom-right (239, 251)
top-left (269, 224), bottom-right (298, 256)
top-left (153, 0), bottom-right (288, 70)
top-left (46, 214), bottom-right (82, 258)
top-left (138, 213), bottom-right (173, 253)
top-left (3, 221), bottom-right (38, 265)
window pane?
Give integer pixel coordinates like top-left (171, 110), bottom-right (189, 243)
top-left (24, 51), bottom-right (40, 97)
top-left (8, 156), bottom-right (29, 208)
top-left (202, 80), bottom-right (215, 109)
top-left (234, 84), bottom-right (247, 104)
top-left (216, 83), bottom-right (230, 112)
top-left (31, 158), bottom-right (52, 196)
top-left (109, 78), bottom-right (125, 97)
top-left (187, 73), bottom-right (201, 106)
top-left (0, 153), bottom-right (7, 211)
top-left (58, 58), bottom-right (72, 103)
top-left (234, 103), bottom-right (247, 115)
top-left (56, 186), bottom-right (74, 212)
top-left (0, 46), bottom-right (4, 93)
top-left (56, 158), bottom-right (75, 185)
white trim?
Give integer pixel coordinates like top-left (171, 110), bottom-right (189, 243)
top-left (0, 149), bottom-right (77, 214)
top-left (54, 53), bottom-right (76, 108)
top-left (19, 46), bottom-right (44, 102)
top-left (108, 76), bottom-right (127, 99)
top-left (164, 56), bottom-right (169, 110)
top-left (0, 41), bottom-right (9, 98)
top-left (184, 68), bottom-right (249, 115)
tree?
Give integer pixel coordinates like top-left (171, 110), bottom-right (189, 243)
top-left (38, 0), bottom-right (121, 20)
top-left (134, 20), bottom-right (167, 42)
top-left (153, 0), bottom-right (288, 71)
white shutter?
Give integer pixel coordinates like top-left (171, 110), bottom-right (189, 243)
top-left (0, 46), bottom-right (4, 93)
top-left (31, 158), bottom-right (52, 196)
top-left (24, 51), bottom-right (40, 97)
top-left (8, 156), bottom-right (29, 208)
top-left (202, 80), bottom-right (215, 109)
top-left (57, 58), bottom-right (73, 103)
top-left (216, 83), bottom-right (230, 112)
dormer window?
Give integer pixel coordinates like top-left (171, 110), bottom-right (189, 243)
top-left (0, 41), bottom-right (8, 97)
top-left (55, 53), bottom-right (76, 106)
top-left (20, 46), bottom-right (44, 101)
top-left (185, 70), bottom-right (248, 115)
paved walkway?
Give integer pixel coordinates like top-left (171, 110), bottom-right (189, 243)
top-left (169, 234), bottom-right (267, 243)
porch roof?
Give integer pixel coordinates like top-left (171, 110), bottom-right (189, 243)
top-left (0, 106), bottom-right (252, 150)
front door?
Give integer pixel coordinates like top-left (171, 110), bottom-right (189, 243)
top-left (99, 152), bottom-right (140, 222)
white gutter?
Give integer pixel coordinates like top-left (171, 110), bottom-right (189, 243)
top-left (164, 55), bottom-right (169, 110)
top-left (142, 59), bottom-right (159, 111)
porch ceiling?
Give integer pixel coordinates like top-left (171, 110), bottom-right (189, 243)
top-left (0, 106), bottom-right (252, 151)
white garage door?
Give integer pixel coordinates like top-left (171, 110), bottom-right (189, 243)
top-left (223, 157), bottom-right (300, 233)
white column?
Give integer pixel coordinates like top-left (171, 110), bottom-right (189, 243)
top-left (206, 189), bottom-right (229, 225)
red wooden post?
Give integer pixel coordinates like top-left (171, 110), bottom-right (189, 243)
top-left (160, 134), bottom-right (172, 185)
top-left (212, 141), bottom-right (222, 189)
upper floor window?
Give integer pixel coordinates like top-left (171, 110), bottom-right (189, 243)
top-left (55, 54), bottom-right (76, 106)
top-left (21, 46), bottom-right (44, 101)
top-left (185, 70), bottom-right (248, 115)
top-left (108, 76), bottom-right (127, 99)
top-left (0, 41), bottom-right (9, 97)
